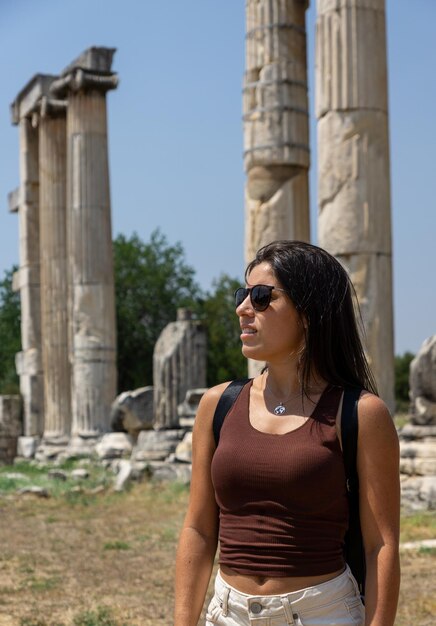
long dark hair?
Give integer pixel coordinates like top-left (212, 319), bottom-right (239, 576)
top-left (245, 240), bottom-right (378, 395)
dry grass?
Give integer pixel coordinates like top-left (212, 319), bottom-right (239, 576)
top-left (0, 475), bottom-right (434, 625)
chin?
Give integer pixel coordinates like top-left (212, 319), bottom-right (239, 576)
top-left (241, 345), bottom-right (266, 361)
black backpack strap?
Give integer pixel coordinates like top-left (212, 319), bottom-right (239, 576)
top-left (341, 387), bottom-right (361, 492)
top-left (341, 386), bottom-right (366, 600)
top-left (212, 378), bottom-right (251, 447)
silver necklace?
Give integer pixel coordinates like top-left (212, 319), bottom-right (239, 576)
top-left (263, 373), bottom-right (301, 415)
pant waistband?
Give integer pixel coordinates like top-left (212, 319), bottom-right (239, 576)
top-left (215, 565), bottom-right (361, 615)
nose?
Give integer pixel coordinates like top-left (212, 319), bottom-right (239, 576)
top-left (236, 293), bottom-right (254, 317)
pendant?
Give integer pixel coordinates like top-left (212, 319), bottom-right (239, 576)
top-left (274, 403), bottom-right (286, 416)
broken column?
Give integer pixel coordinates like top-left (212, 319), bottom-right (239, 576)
top-left (243, 0), bottom-right (311, 263)
top-left (50, 48), bottom-right (118, 442)
top-left (316, 0), bottom-right (395, 411)
top-left (153, 309), bottom-right (207, 429)
top-left (9, 75), bottom-right (55, 438)
top-left (37, 96), bottom-right (71, 442)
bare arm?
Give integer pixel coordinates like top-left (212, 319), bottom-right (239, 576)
top-left (357, 393), bottom-right (400, 626)
top-left (174, 383), bottom-right (229, 626)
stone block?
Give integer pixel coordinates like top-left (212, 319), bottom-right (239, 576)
top-left (150, 462), bottom-right (191, 484)
top-left (110, 386), bottom-right (154, 436)
top-left (16, 436), bottom-right (39, 459)
top-left (95, 433), bottom-right (133, 460)
top-left (174, 432), bottom-right (192, 463)
top-left (177, 389), bottom-right (207, 418)
top-left (133, 429), bottom-right (185, 462)
top-left (113, 459), bottom-right (133, 492)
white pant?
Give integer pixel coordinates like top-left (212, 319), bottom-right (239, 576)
top-left (205, 566), bottom-right (364, 625)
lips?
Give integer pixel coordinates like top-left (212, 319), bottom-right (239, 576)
top-left (240, 326), bottom-right (257, 336)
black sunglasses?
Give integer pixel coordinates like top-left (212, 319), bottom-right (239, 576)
top-left (234, 284), bottom-right (286, 312)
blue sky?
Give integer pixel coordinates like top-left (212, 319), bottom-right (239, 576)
top-left (0, 1), bottom-right (434, 356)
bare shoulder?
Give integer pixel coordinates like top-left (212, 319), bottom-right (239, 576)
top-left (357, 391), bottom-right (398, 447)
top-left (193, 381), bottom-right (234, 428)
top-left (198, 382), bottom-right (233, 411)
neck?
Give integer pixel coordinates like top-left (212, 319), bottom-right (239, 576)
top-left (263, 363), bottom-right (301, 398)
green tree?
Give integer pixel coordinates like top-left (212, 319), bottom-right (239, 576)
top-left (394, 351), bottom-right (414, 411)
top-left (114, 230), bottom-right (201, 391)
top-left (202, 274), bottom-right (247, 386)
top-left (0, 267), bottom-right (21, 394)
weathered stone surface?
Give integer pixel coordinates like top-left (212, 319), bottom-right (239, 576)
top-left (111, 387), bottom-right (154, 436)
top-left (35, 440), bottom-right (68, 462)
top-left (64, 435), bottom-right (99, 459)
top-left (401, 475), bottom-right (436, 511)
top-left (38, 108), bottom-right (71, 440)
top-left (133, 430), bottom-right (185, 463)
top-left (0, 396), bottom-right (23, 464)
top-left (16, 436), bottom-right (39, 458)
top-left (11, 115), bottom-right (44, 436)
top-left (150, 462), bottom-right (192, 484)
top-left (95, 433), bottom-right (133, 460)
top-left (177, 389), bottom-right (207, 418)
top-left (48, 469), bottom-right (67, 481)
top-left (17, 486), bottom-right (49, 498)
top-left (316, 0), bottom-right (394, 413)
top-left (410, 336), bottom-right (436, 426)
top-left (71, 468), bottom-right (89, 480)
top-left (0, 396), bottom-right (22, 437)
top-left (400, 424), bottom-right (436, 441)
top-left (174, 432), bottom-right (192, 464)
top-left (244, 0), bottom-right (311, 271)
top-left (153, 310), bottom-right (207, 429)
top-left (113, 459), bottom-right (133, 492)
top-left (65, 56), bottom-right (118, 437)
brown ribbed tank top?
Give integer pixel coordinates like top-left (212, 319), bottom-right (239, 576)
top-left (211, 381), bottom-right (348, 577)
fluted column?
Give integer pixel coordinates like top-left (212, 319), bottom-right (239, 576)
top-left (38, 98), bottom-right (71, 441)
top-left (243, 0), bottom-right (310, 377)
top-left (51, 48), bottom-right (118, 439)
top-left (10, 73), bottom-right (54, 438)
top-left (16, 118), bottom-right (44, 436)
top-left (316, 0), bottom-right (394, 410)
top-left (244, 0), bottom-right (311, 265)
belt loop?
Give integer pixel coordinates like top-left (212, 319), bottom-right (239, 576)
top-left (221, 586), bottom-right (230, 617)
top-left (281, 597), bottom-right (296, 625)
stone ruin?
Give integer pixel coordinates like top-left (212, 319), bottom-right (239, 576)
top-left (5, 47), bottom-right (118, 462)
top-left (244, 0), bottom-right (395, 412)
top-left (1, 46), bottom-right (208, 476)
top-left (96, 309), bottom-right (207, 487)
top-left (400, 336), bottom-right (436, 510)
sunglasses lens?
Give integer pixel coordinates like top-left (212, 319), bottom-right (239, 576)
top-left (235, 287), bottom-right (249, 308)
top-left (251, 285), bottom-right (272, 311)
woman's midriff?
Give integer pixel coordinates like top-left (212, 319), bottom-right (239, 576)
top-left (220, 565), bottom-right (346, 595)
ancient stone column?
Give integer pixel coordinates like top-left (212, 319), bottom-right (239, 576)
top-left (50, 48), bottom-right (118, 441)
top-left (9, 75), bottom-right (55, 437)
top-left (37, 97), bottom-right (71, 442)
top-left (153, 309), bottom-right (207, 429)
top-left (243, 0), bottom-right (311, 264)
top-left (316, 0), bottom-right (394, 411)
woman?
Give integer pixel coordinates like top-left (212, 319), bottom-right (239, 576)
top-left (174, 241), bottom-right (400, 626)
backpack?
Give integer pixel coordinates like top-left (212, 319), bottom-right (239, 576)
top-left (212, 379), bottom-right (366, 600)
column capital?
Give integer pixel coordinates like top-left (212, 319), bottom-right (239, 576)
top-left (50, 68), bottom-right (118, 97)
top-left (50, 47), bottom-right (118, 97)
top-left (10, 74), bottom-right (57, 125)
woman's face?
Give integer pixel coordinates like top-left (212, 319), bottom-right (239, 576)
top-left (236, 262), bottom-right (306, 364)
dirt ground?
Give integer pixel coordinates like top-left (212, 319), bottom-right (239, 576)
top-left (0, 481), bottom-right (434, 626)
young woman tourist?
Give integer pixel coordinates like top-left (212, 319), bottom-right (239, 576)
top-left (174, 240), bottom-right (400, 626)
